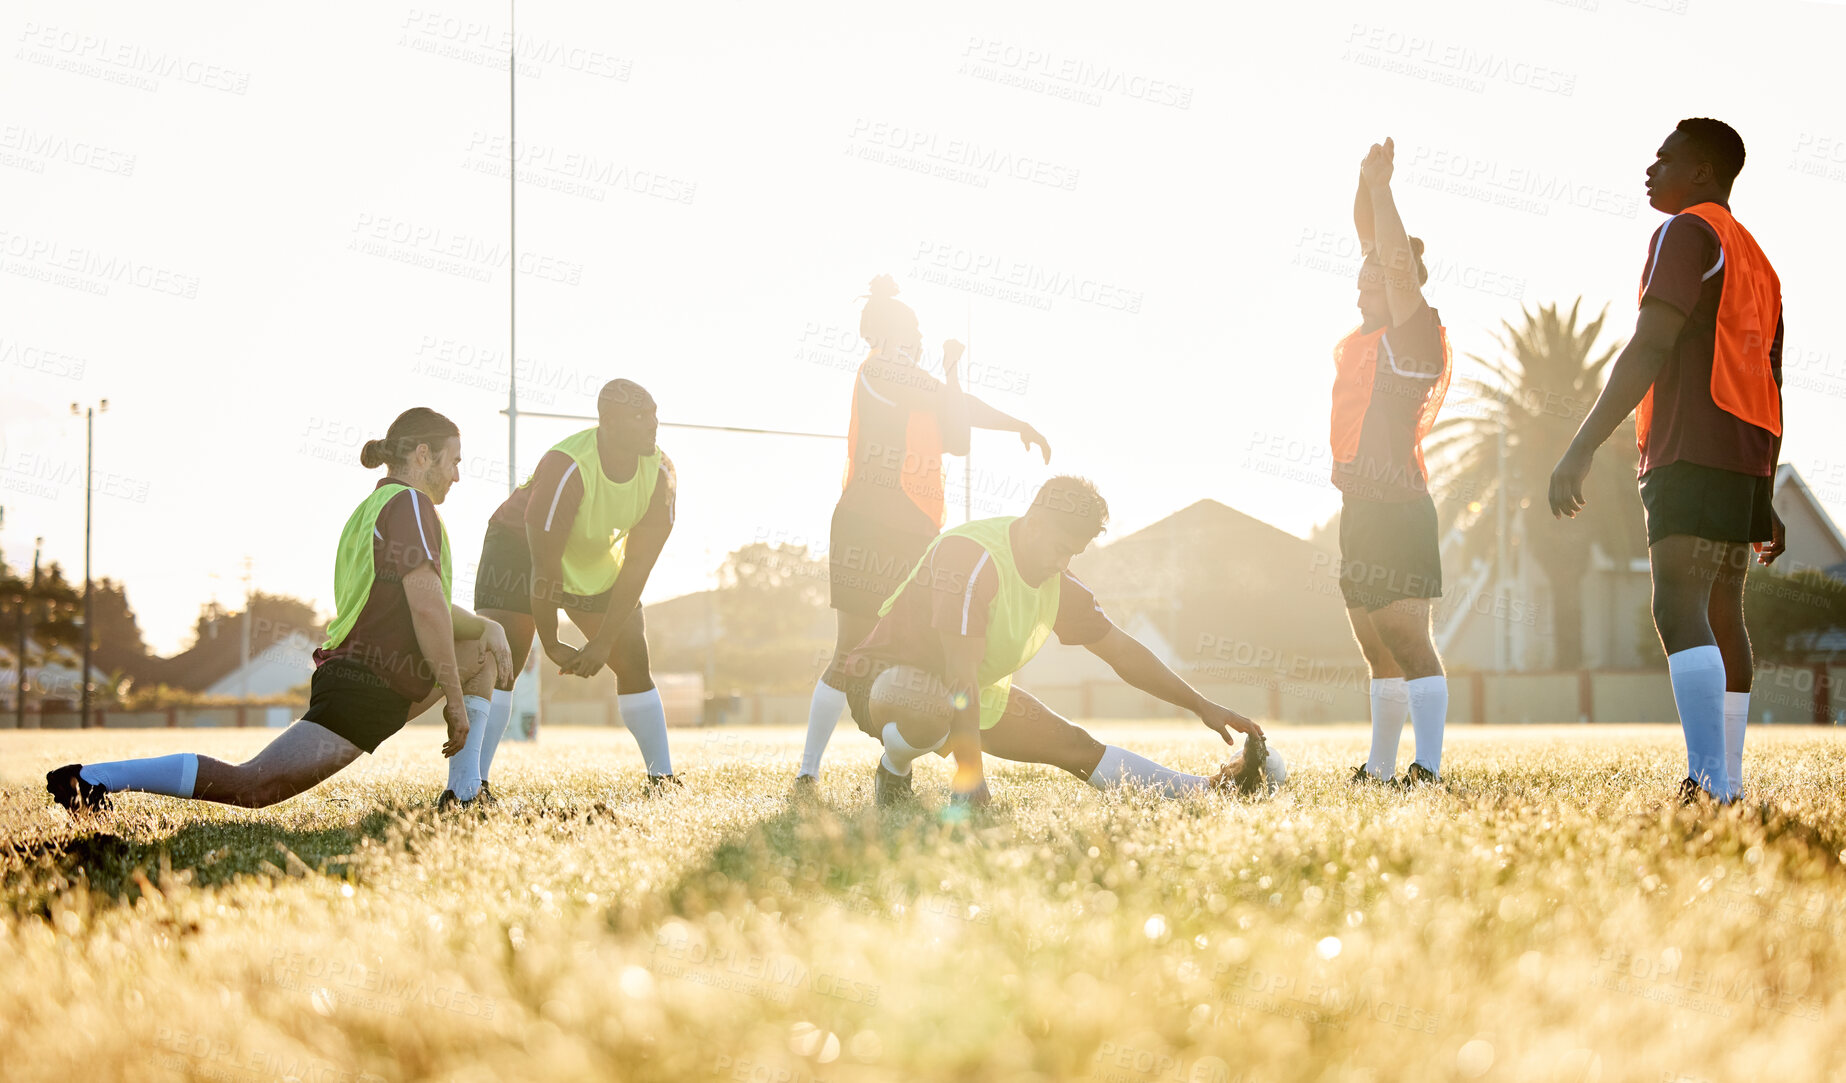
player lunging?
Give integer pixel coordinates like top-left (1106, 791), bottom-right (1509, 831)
top-left (826, 476), bottom-right (1278, 807)
top-left (461, 379), bottom-right (678, 804)
top-left (1550, 118), bottom-right (1786, 803)
top-left (1335, 138), bottom-right (1454, 787)
top-left (47, 409), bottom-right (513, 813)
top-left (795, 275), bottom-right (1050, 786)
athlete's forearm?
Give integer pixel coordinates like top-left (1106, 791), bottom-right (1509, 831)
top-left (406, 575), bottom-right (463, 698)
top-left (588, 542), bottom-right (665, 646)
top-left (1367, 182), bottom-right (1413, 280)
top-left (967, 396), bottom-right (1027, 434)
top-left (939, 353), bottom-right (971, 455)
top-left (940, 649), bottom-right (984, 779)
top-left (1107, 636), bottom-right (1208, 715)
top-left (525, 527), bottom-right (568, 650)
top-left (1354, 173), bottom-right (1376, 252)
top-left (1567, 338), bottom-right (1671, 459)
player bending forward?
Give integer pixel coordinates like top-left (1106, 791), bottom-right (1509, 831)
top-left (47, 408), bottom-right (512, 813)
top-left (824, 475), bottom-right (1283, 807)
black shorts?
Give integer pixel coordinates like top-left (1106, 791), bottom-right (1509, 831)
top-left (824, 654), bottom-right (890, 739)
top-left (1339, 493), bottom-right (1443, 611)
top-left (473, 522), bottom-right (613, 616)
top-left (828, 496), bottom-right (939, 618)
top-left (1639, 460), bottom-right (1775, 547)
top-left (301, 660), bottom-right (414, 754)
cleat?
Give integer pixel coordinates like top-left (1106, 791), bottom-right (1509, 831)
top-left (790, 774), bottom-right (820, 800)
top-left (873, 762), bottom-right (915, 808)
top-left (475, 781), bottom-right (499, 808)
top-left (437, 789), bottom-right (469, 811)
top-left (1350, 764), bottom-right (1393, 786)
top-left (645, 773), bottom-right (684, 794)
top-left (1679, 777), bottom-right (1710, 806)
top-left (1396, 763), bottom-right (1441, 788)
top-left (46, 764), bottom-right (112, 815)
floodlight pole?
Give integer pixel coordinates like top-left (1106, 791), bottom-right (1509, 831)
top-left (506, 0), bottom-right (518, 496)
top-left (72, 400), bottom-right (106, 727)
top-left (17, 537), bottom-right (39, 730)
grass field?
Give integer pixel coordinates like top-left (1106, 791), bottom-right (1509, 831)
top-left (3, 722), bottom-right (1845, 1083)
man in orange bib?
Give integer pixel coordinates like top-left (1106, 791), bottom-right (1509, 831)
top-left (1334, 138), bottom-right (1453, 788)
top-left (1549, 118), bottom-right (1787, 803)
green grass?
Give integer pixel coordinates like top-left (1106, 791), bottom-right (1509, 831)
top-left (3, 723), bottom-right (1845, 1083)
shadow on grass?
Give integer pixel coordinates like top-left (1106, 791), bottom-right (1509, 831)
top-left (1, 801), bottom-right (423, 919)
top-left (616, 791), bottom-right (998, 933)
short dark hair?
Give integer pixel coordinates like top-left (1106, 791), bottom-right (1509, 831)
top-left (1031, 475), bottom-right (1109, 539)
top-left (1675, 117), bottom-right (1746, 186)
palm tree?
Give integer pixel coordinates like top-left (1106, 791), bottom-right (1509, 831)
top-left (1425, 300), bottom-right (1649, 670)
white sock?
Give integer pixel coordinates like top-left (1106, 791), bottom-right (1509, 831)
top-left (1723, 689), bottom-right (1750, 801)
top-left (445, 695), bottom-right (491, 800)
top-left (798, 680), bottom-right (849, 778)
top-left (477, 688), bottom-right (514, 782)
top-left (879, 722), bottom-right (946, 776)
top-left (1668, 645), bottom-right (1728, 796)
top-left (1407, 675), bottom-right (1448, 774)
top-left (618, 689), bottom-right (674, 776)
top-left (1086, 745), bottom-right (1210, 798)
top-left (1365, 677), bottom-right (1410, 779)
top-left (81, 753), bottom-right (199, 798)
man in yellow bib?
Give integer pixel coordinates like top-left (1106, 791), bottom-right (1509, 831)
top-left (48, 408), bottom-right (512, 813)
top-left (464, 379), bottom-right (678, 802)
top-left (828, 476), bottom-right (1273, 807)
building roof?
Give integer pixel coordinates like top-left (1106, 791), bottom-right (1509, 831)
top-left (1068, 499), bottom-right (1361, 669)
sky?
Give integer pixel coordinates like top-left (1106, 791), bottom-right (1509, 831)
top-left (3, 0), bottom-right (1845, 656)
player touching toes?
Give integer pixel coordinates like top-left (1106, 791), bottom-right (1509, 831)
top-left (823, 476), bottom-right (1279, 808)
top-left (47, 409), bottom-right (513, 814)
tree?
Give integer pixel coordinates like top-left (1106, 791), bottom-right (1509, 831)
top-left (1425, 300), bottom-right (1649, 669)
top-left (0, 554), bottom-right (83, 661)
top-left (711, 543), bottom-right (831, 693)
top-left (88, 577), bottom-right (157, 685)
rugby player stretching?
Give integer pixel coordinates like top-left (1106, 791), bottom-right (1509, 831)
top-left (48, 409), bottom-right (512, 812)
top-left (825, 476), bottom-right (1274, 807)
top-left (1336, 138), bottom-right (1453, 786)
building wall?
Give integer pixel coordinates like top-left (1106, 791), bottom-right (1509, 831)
top-left (1775, 488), bottom-right (1846, 575)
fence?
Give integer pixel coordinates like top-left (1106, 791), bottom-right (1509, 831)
top-left (5, 664), bottom-right (1838, 729)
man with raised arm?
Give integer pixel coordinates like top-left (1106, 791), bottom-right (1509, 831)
top-left (1336, 138), bottom-right (1454, 787)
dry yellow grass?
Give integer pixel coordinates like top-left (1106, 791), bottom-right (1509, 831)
top-left (3, 723), bottom-right (1844, 1083)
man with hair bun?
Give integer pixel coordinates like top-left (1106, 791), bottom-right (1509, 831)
top-left (825, 476), bottom-right (1275, 808)
top-left (47, 408), bottom-right (513, 813)
top-left (464, 379), bottom-right (678, 803)
top-left (1550, 117), bottom-right (1787, 803)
